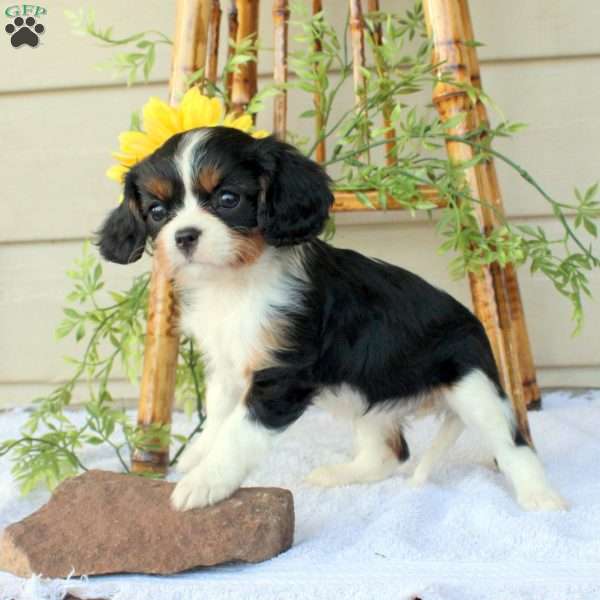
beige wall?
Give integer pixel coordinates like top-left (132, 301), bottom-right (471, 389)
top-left (1, 1), bottom-right (599, 408)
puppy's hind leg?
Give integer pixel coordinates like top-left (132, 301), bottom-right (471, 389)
top-left (409, 413), bottom-right (464, 488)
top-left (446, 369), bottom-right (567, 511)
top-left (306, 409), bottom-right (407, 488)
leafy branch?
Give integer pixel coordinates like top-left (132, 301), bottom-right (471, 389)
top-left (64, 8), bottom-right (172, 84)
top-left (0, 244), bottom-right (205, 493)
top-left (283, 2), bottom-right (598, 332)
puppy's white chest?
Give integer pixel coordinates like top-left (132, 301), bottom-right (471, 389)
top-left (183, 285), bottom-right (262, 371)
top-left (179, 256), bottom-right (301, 376)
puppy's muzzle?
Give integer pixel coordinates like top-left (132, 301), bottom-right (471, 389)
top-left (175, 227), bottom-right (201, 257)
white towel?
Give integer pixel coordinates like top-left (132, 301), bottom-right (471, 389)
top-left (1, 390), bottom-right (599, 600)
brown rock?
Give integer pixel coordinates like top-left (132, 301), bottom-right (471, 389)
top-left (0, 470), bottom-right (294, 577)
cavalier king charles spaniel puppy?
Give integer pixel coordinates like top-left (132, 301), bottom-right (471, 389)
top-left (98, 126), bottom-right (566, 512)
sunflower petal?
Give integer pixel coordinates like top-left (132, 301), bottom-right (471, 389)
top-left (107, 164), bottom-right (129, 183)
top-left (111, 151), bottom-right (139, 167)
top-left (142, 97), bottom-right (181, 143)
top-left (223, 113), bottom-right (253, 132)
top-left (118, 130), bottom-right (161, 161)
top-left (180, 88), bottom-right (207, 130)
top-left (108, 88), bottom-right (267, 189)
top-left (205, 97), bottom-right (224, 125)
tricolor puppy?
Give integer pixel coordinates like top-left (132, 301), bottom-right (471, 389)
top-left (98, 126), bottom-right (566, 512)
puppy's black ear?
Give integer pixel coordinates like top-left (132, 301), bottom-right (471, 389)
top-left (97, 169), bottom-right (147, 264)
top-left (254, 136), bottom-right (333, 246)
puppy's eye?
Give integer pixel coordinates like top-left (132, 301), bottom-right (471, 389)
top-left (149, 204), bottom-right (167, 222)
top-left (217, 191), bottom-right (241, 209)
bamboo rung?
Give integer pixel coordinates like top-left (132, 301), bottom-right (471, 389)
top-left (333, 186), bottom-right (444, 212)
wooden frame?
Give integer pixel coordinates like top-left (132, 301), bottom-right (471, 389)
top-left (132, 0), bottom-right (539, 473)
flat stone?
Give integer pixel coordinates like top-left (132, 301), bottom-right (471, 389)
top-left (0, 470), bottom-right (294, 577)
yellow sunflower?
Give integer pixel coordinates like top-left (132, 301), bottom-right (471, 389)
top-left (107, 87), bottom-right (269, 184)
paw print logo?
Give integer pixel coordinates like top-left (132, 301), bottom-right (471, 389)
top-left (5, 16), bottom-right (45, 48)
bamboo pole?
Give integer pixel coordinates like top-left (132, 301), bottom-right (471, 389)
top-left (349, 0), bottom-right (370, 163)
top-left (367, 0), bottom-right (396, 166)
top-left (230, 0), bottom-right (259, 115)
top-left (422, 0), bottom-right (532, 445)
top-left (168, 0), bottom-right (212, 102)
top-left (226, 1), bottom-right (239, 105)
top-left (273, 0), bottom-right (289, 138)
top-left (503, 263), bottom-right (541, 409)
top-left (132, 0), bottom-right (211, 474)
top-left (312, 0), bottom-right (326, 163)
top-left (458, 0), bottom-right (540, 410)
top-left (206, 0), bottom-right (222, 86)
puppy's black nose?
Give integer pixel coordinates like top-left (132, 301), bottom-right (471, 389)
top-left (175, 227), bottom-right (201, 255)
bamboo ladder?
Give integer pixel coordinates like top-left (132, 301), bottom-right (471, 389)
top-left (132, 0), bottom-right (540, 473)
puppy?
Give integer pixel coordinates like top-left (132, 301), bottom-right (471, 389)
top-left (98, 126), bottom-right (566, 512)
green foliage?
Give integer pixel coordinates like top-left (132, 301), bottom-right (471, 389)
top-left (2, 2), bottom-right (598, 494)
top-left (283, 2), bottom-right (598, 332)
top-left (64, 7), bottom-right (172, 84)
top-left (0, 244), bottom-right (203, 493)
top-left (186, 34), bottom-right (260, 109)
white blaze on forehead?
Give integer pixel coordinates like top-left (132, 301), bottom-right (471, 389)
top-left (176, 129), bottom-right (210, 210)
top-left (163, 128), bottom-right (234, 271)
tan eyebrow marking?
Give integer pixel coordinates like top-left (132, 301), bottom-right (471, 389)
top-left (196, 166), bottom-right (221, 193)
top-left (144, 177), bottom-right (172, 201)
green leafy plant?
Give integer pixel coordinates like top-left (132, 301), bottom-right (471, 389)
top-left (0, 243), bottom-right (196, 492)
top-left (285, 3), bottom-right (598, 331)
top-left (64, 7), bottom-right (172, 84)
top-left (2, 2), bottom-right (598, 494)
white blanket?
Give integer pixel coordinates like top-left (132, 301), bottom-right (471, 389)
top-left (1, 390), bottom-right (599, 600)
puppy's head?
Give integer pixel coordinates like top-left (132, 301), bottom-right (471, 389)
top-left (97, 127), bottom-right (333, 271)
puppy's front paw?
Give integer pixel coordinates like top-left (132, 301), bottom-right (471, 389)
top-left (170, 464), bottom-right (239, 511)
top-left (176, 431), bottom-right (214, 474)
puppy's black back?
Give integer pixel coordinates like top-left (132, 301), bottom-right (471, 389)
top-left (279, 239), bottom-right (503, 408)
